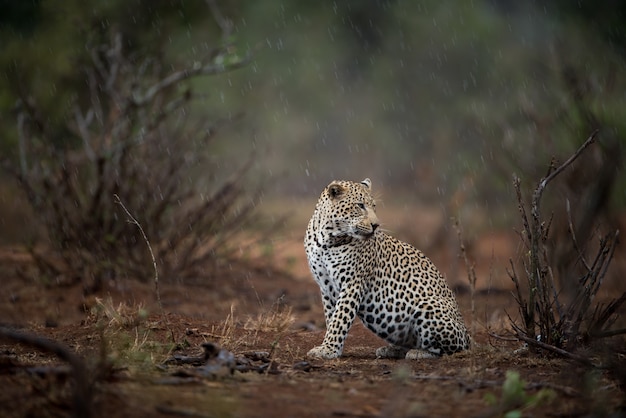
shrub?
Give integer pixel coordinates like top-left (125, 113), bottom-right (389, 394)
top-left (4, 25), bottom-right (256, 291)
top-left (509, 132), bottom-right (626, 359)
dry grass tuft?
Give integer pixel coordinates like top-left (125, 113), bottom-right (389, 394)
top-left (90, 297), bottom-right (148, 329)
top-left (244, 304), bottom-right (295, 334)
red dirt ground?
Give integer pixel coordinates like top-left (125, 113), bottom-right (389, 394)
top-left (1, 225), bottom-right (625, 417)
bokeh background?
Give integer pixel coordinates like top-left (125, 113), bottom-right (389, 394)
top-left (1, 0), bottom-right (625, 254)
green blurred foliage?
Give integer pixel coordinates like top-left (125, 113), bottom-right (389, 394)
top-left (202, 0), bottom-right (625, 211)
top-left (0, 0), bottom-right (217, 152)
top-left (1, 0), bottom-right (625, 221)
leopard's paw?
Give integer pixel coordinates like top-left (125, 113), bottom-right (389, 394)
top-left (405, 348), bottom-right (439, 359)
top-left (375, 345), bottom-right (409, 359)
top-left (307, 345), bottom-right (340, 360)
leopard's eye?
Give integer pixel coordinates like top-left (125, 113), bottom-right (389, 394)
top-left (356, 203), bottom-right (365, 210)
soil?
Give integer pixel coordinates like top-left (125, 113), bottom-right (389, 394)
top-left (0, 220), bottom-right (625, 418)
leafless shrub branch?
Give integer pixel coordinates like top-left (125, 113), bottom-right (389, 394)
top-left (3, 6), bottom-right (260, 291)
top-left (509, 131), bottom-right (626, 357)
top-left (453, 218), bottom-right (477, 318)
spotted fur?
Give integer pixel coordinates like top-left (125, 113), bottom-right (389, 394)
top-left (305, 178), bottom-right (470, 359)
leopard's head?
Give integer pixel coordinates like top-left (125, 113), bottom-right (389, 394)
top-left (318, 178), bottom-right (380, 240)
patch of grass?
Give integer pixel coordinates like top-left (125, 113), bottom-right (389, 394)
top-left (246, 301), bottom-right (295, 359)
top-left (206, 299), bottom-right (295, 358)
top-left (92, 297), bottom-right (149, 329)
top-left (208, 304), bottom-right (241, 350)
top-left (244, 302), bottom-right (294, 334)
top-left (88, 297), bottom-right (172, 370)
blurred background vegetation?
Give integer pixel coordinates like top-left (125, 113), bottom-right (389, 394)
top-left (1, 0), bottom-right (625, 248)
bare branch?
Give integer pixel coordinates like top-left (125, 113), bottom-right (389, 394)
top-left (133, 53), bottom-right (252, 107)
top-left (114, 194), bottom-right (162, 314)
top-left (512, 325), bottom-right (595, 367)
top-left (513, 176), bottom-right (530, 238)
top-left (535, 130), bottom-right (599, 197)
top-left (453, 218), bottom-right (477, 320)
top-left (566, 198), bottom-right (592, 272)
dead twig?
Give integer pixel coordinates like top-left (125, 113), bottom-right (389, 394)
top-left (114, 194), bottom-right (161, 311)
top-left (526, 130), bottom-right (599, 340)
top-left (512, 328), bottom-right (596, 367)
top-left (114, 194), bottom-right (174, 342)
top-left (453, 218), bottom-right (477, 319)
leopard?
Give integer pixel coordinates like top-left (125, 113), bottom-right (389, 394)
top-left (305, 178), bottom-right (470, 360)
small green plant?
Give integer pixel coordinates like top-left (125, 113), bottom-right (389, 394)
top-left (484, 370), bottom-right (555, 418)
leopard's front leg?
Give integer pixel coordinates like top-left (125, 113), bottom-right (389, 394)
top-left (307, 282), bottom-right (364, 359)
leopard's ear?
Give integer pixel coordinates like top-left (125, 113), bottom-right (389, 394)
top-left (360, 178), bottom-right (371, 190)
top-left (327, 182), bottom-right (345, 200)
